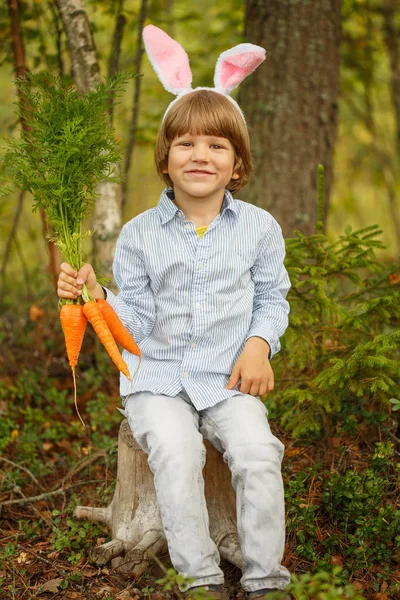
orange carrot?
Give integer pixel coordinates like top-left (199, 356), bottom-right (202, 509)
top-left (59, 303), bottom-right (87, 369)
top-left (59, 303), bottom-right (88, 427)
top-left (96, 299), bottom-right (141, 357)
top-left (83, 300), bottom-right (131, 379)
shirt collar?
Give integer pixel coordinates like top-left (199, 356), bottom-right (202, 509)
top-left (157, 188), bottom-right (239, 225)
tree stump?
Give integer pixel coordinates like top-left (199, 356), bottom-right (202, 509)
top-left (74, 419), bottom-right (242, 577)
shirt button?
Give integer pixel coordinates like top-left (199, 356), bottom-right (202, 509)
top-left (191, 341), bottom-right (196, 348)
top-left (195, 302), bottom-right (201, 310)
top-left (185, 223), bottom-right (191, 229)
top-left (198, 263), bottom-right (203, 270)
top-left (183, 371), bottom-right (189, 379)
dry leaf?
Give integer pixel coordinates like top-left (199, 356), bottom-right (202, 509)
top-left (389, 273), bottom-right (400, 285)
top-left (330, 554), bottom-right (344, 566)
top-left (116, 591), bottom-right (134, 600)
top-left (42, 442), bottom-right (53, 452)
top-left (39, 578), bottom-right (64, 593)
top-left (97, 586), bottom-right (113, 597)
top-left (17, 552), bottom-right (28, 564)
top-left (29, 304), bottom-right (44, 321)
top-left (46, 551), bottom-right (59, 560)
top-left (285, 447), bottom-right (303, 457)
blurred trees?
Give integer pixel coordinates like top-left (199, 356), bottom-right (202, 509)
top-left (239, 0), bottom-right (341, 237)
top-left (1, 0), bottom-right (400, 299)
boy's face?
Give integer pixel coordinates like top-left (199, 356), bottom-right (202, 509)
top-left (163, 133), bottom-right (239, 205)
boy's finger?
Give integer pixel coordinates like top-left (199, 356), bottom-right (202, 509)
top-left (225, 368), bottom-right (240, 389)
top-left (77, 263), bottom-right (93, 285)
top-left (249, 382), bottom-right (261, 396)
top-left (258, 383), bottom-right (268, 396)
top-left (240, 378), bottom-right (252, 394)
top-left (60, 262), bottom-right (77, 277)
top-left (267, 377), bottom-right (274, 392)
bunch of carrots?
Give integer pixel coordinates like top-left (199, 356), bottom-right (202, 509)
top-left (60, 295), bottom-right (141, 426)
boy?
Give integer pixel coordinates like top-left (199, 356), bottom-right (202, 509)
top-left (58, 26), bottom-right (291, 600)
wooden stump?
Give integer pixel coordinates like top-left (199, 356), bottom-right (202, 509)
top-left (74, 419), bottom-right (242, 577)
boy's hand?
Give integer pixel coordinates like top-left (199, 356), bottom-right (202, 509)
top-left (225, 337), bottom-right (274, 396)
top-left (57, 262), bottom-right (105, 300)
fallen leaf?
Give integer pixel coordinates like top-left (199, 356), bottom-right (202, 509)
top-left (97, 586), bottom-right (113, 597)
top-left (29, 304), bottom-right (44, 321)
top-left (285, 447), bottom-right (303, 457)
top-left (353, 581), bottom-right (365, 591)
top-left (38, 578), bottom-right (64, 593)
top-left (46, 551), bottom-right (59, 560)
top-left (116, 591), bottom-right (134, 600)
top-left (17, 551), bottom-right (28, 564)
top-left (42, 442), bottom-right (53, 452)
top-left (330, 554), bottom-right (344, 566)
top-left (389, 273), bottom-right (400, 285)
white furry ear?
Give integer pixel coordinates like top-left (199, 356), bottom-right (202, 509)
top-left (143, 24), bottom-right (192, 95)
top-left (214, 43), bottom-right (266, 94)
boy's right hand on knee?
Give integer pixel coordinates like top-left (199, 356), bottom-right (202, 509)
top-left (57, 262), bottom-right (105, 300)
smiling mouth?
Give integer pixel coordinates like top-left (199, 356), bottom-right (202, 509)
top-left (186, 170), bottom-right (214, 176)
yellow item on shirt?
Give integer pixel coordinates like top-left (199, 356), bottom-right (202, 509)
top-left (196, 226), bottom-right (208, 239)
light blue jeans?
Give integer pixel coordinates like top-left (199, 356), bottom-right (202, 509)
top-left (122, 389), bottom-right (290, 592)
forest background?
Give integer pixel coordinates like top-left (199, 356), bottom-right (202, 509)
top-left (0, 1), bottom-right (399, 600)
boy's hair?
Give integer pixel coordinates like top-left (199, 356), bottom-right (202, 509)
top-left (154, 90), bottom-right (253, 194)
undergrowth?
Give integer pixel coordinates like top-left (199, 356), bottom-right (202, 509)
top-left (1, 185), bottom-right (399, 597)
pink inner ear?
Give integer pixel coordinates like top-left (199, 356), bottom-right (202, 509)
top-left (143, 26), bottom-right (192, 89)
top-left (220, 51), bottom-right (265, 88)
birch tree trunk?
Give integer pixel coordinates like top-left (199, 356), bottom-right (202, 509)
top-left (55, 0), bottom-right (121, 283)
top-left (239, 0), bottom-right (342, 237)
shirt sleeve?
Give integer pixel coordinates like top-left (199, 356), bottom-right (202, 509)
top-left (103, 221), bottom-right (155, 345)
top-left (246, 216), bottom-right (291, 359)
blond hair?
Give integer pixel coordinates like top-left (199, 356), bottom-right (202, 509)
top-left (154, 90), bottom-right (253, 193)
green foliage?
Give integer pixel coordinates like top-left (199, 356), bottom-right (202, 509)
top-left (271, 218), bottom-right (400, 437)
top-left (288, 567), bottom-right (365, 600)
top-left (50, 498), bottom-right (104, 565)
top-left (284, 441), bottom-right (399, 590)
top-left (0, 71), bottom-right (133, 270)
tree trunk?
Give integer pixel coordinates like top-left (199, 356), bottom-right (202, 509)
top-left (74, 419), bottom-right (242, 577)
top-left (121, 0), bottom-right (148, 213)
top-left (239, 0), bottom-right (342, 237)
top-left (55, 0), bottom-right (121, 283)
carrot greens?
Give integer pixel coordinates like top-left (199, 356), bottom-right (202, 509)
top-left (1, 71), bottom-right (133, 273)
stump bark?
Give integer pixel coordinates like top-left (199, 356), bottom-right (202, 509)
top-left (74, 419), bottom-right (242, 576)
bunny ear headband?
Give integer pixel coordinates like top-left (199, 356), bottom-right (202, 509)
top-left (142, 24), bottom-right (266, 122)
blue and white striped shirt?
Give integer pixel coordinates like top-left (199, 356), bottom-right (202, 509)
top-left (105, 188), bottom-right (291, 410)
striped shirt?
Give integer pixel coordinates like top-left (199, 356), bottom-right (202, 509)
top-left (105, 188), bottom-right (291, 410)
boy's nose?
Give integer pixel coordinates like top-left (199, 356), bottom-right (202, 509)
top-left (191, 144), bottom-right (209, 161)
